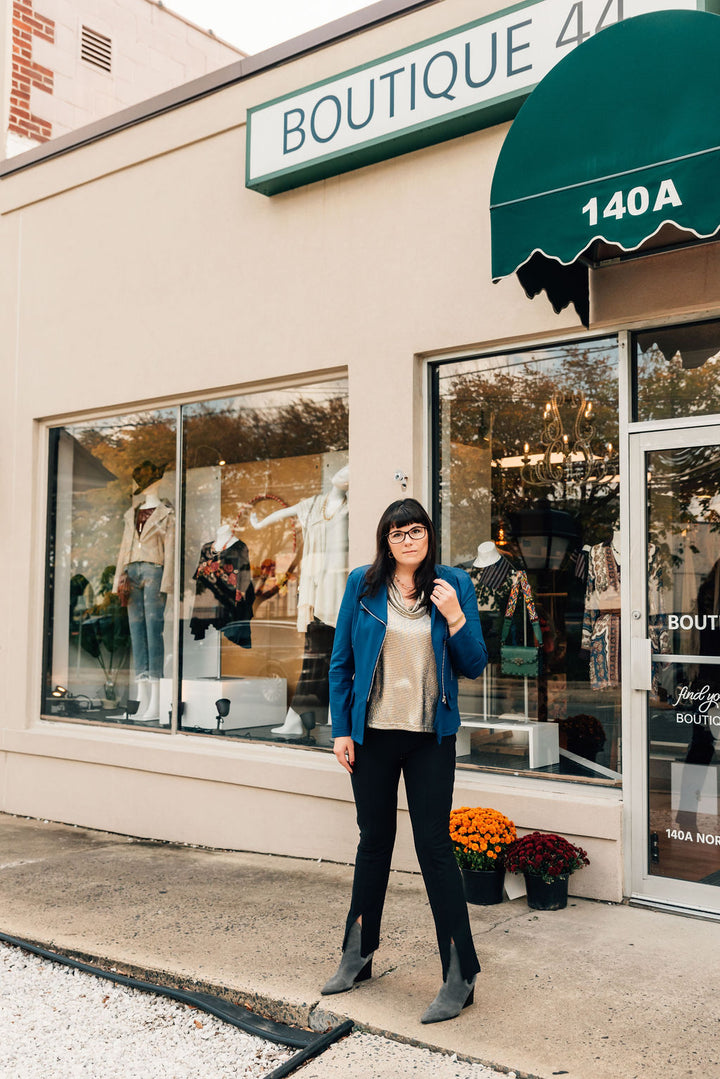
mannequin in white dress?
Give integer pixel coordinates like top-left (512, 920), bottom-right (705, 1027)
top-left (250, 465), bottom-right (349, 735)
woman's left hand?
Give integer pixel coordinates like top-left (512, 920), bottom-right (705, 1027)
top-left (430, 578), bottom-right (465, 632)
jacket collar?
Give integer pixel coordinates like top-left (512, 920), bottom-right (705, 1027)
top-left (124, 500), bottom-right (172, 534)
top-left (361, 568), bottom-right (447, 639)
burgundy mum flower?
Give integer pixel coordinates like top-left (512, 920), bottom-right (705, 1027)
top-left (503, 831), bottom-right (590, 883)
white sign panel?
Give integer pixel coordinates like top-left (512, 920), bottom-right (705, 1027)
top-left (246, 0), bottom-right (699, 194)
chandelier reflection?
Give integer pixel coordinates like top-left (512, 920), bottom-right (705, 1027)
top-left (520, 393), bottom-right (614, 487)
top-left (190, 444), bottom-right (226, 468)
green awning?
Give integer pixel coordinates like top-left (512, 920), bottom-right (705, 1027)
top-left (490, 10), bottom-right (720, 326)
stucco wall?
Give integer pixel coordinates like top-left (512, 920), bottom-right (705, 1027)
top-left (5, 0), bottom-right (714, 903)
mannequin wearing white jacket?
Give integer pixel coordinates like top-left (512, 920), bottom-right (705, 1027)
top-left (115, 465), bottom-right (174, 721)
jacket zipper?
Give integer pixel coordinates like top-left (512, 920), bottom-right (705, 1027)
top-left (361, 601), bottom-right (450, 707)
top-left (361, 600), bottom-right (387, 699)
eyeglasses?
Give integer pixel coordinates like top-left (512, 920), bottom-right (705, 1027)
top-left (387, 525), bottom-right (427, 544)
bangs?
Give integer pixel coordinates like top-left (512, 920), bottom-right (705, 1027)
top-left (388, 504), bottom-right (423, 531)
top-left (380, 497), bottom-right (432, 536)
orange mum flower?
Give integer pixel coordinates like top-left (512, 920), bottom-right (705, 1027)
top-left (449, 806), bottom-right (517, 872)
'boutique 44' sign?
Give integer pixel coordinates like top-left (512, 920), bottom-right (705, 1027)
top-left (246, 0), bottom-right (699, 195)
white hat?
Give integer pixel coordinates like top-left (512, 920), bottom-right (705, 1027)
top-left (473, 541), bottom-right (502, 568)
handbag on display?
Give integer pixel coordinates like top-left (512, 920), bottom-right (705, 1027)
top-left (500, 570), bottom-right (543, 678)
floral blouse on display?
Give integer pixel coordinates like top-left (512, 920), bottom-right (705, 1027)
top-left (189, 539), bottom-right (254, 648)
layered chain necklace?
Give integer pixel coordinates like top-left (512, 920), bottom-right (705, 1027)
top-left (322, 490), bottom-right (345, 521)
top-left (393, 574), bottom-right (415, 595)
top-left (392, 574), bottom-right (423, 613)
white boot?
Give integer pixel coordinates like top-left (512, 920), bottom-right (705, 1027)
top-left (139, 678), bottom-right (160, 721)
top-left (135, 678), bottom-right (151, 718)
top-left (136, 678), bottom-right (159, 721)
top-left (271, 707), bottom-right (304, 736)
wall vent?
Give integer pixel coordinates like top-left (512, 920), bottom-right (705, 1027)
top-left (81, 26), bottom-right (112, 72)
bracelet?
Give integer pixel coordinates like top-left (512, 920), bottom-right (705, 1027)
top-left (447, 613), bottom-right (465, 628)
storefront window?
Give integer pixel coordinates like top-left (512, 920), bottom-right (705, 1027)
top-left (634, 319), bottom-right (720, 422)
top-left (433, 339), bottom-right (620, 780)
top-left (179, 384), bottom-right (348, 741)
top-left (42, 379), bottom-right (349, 741)
top-left (42, 408), bottom-right (178, 724)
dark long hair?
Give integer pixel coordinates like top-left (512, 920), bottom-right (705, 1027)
top-left (363, 498), bottom-right (437, 604)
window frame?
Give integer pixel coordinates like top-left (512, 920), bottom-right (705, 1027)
top-left (39, 372), bottom-right (349, 742)
top-left (428, 331), bottom-right (624, 786)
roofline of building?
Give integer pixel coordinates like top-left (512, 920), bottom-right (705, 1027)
top-left (141, 0), bottom-right (247, 58)
top-left (0, 0), bottom-right (437, 179)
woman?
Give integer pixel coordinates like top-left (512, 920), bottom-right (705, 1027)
top-left (322, 498), bottom-right (487, 1024)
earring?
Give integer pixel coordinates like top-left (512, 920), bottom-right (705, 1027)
top-left (388, 551), bottom-right (394, 560)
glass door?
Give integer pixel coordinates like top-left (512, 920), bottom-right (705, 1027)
top-left (629, 426), bottom-right (720, 914)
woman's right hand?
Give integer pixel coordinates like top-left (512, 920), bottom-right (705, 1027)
top-left (333, 736), bottom-right (355, 774)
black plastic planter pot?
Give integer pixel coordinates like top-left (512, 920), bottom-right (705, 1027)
top-left (461, 867), bottom-right (506, 905)
top-left (524, 873), bottom-right (569, 910)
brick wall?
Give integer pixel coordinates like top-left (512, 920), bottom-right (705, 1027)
top-left (6, 0), bottom-right (244, 154)
top-left (9, 0), bottom-right (55, 143)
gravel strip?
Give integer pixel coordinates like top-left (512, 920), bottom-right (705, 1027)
top-left (0, 942), bottom-right (294, 1078)
top-left (293, 1031), bottom-right (515, 1078)
top-left (1, 942), bottom-right (515, 1079)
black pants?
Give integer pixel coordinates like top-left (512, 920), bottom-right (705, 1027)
top-left (344, 728), bottom-right (480, 982)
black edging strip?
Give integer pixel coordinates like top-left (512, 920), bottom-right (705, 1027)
top-left (0, 931), bottom-right (354, 1074)
top-left (262, 1021), bottom-right (355, 1079)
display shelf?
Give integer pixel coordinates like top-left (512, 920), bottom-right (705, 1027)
top-left (160, 676), bottom-right (287, 730)
top-left (458, 713), bottom-right (559, 769)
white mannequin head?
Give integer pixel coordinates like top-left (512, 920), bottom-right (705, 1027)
top-left (137, 478), bottom-right (163, 508)
top-left (214, 523), bottom-right (236, 550)
top-left (473, 541), bottom-right (502, 568)
top-left (330, 464), bottom-right (349, 491)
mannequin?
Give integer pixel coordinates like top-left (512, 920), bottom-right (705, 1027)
top-left (581, 531), bottom-right (621, 690)
top-left (250, 464), bottom-right (349, 736)
top-left (140, 485), bottom-right (161, 511)
top-left (473, 539), bottom-right (543, 676)
top-left (113, 461), bottom-right (174, 721)
top-left (189, 524), bottom-right (254, 649)
top-left (472, 540), bottom-right (514, 589)
top-left (473, 541), bottom-right (502, 566)
top-left (214, 523), bottom-right (236, 551)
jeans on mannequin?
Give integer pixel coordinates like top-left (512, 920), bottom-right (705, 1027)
top-left (126, 562), bottom-right (166, 680)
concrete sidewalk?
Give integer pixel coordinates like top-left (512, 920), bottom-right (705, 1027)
top-left (0, 812), bottom-right (717, 1079)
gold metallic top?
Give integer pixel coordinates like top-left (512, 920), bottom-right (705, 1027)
top-left (366, 583), bottom-right (438, 733)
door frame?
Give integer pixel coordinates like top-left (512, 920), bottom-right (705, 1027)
top-left (627, 422), bottom-right (720, 915)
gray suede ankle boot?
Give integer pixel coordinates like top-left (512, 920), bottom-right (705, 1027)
top-left (420, 943), bottom-right (476, 1024)
top-left (321, 921), bottom-right (374, 995)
